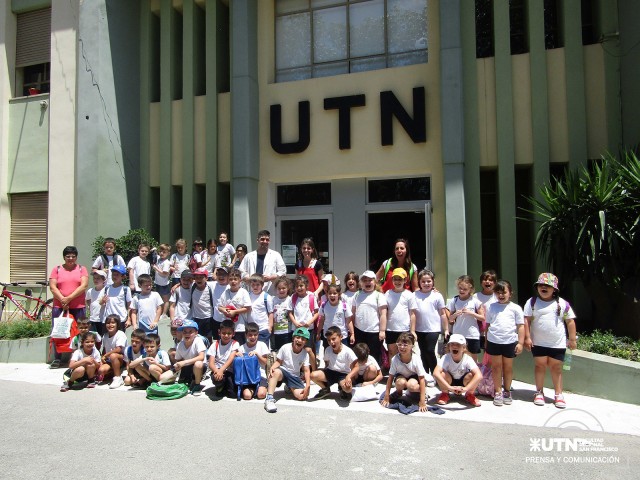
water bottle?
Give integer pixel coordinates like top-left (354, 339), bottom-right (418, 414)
top-left (563, 348), bottom-right (572, 371)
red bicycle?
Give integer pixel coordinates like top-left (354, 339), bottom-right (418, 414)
top-left (0, 281), bottom-right (53, 322)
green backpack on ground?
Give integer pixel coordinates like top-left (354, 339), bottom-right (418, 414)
top-left (146, 382), bottom-right (188, 400)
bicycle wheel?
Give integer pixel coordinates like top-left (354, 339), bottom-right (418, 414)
top-left (36, 298), bottom-right (54, 321)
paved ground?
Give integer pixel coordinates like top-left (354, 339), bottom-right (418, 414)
top-left (1, 363), bottom-right (639, 479)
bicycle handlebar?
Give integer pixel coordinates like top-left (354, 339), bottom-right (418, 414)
top-left (1, 281), bottom-right (48, 287)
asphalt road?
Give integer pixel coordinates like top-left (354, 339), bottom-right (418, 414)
top-left (1, 380), bottom-right (639, 479)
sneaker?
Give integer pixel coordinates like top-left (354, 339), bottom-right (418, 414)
top-left (264, 397), bottom-right (277, 413)
top-left (533, 391), bottom-right (545, 406)
top-left (190, 383), bottom-right (205, 397)
top-left (493, 392), bottom-right (504, 406)
top-left (340, 390), bottom-right (352, 400)
top-left (109, 376), bottom-right (124, 389)
top-left (465, 392), bottom-right (481, 407)
top-left (313, 387), bottom-right (331, 400)
top-left (503, 391), bottom-right (512, 405)
top-left (436, 392), bottom-right (450, 405)
top-left (554, 394), bottom-right (566, 409)
top-left (50, 359), bottom-right (61, 369)
top-left (60, 381), bottom-right (70, 392)
top-left (426, 379), bottom-right (436, 388)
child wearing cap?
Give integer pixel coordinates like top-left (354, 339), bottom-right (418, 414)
top-left (264, 327), bottom-right (312, 412)
top-left (381, 332), bottom-right (428, 412)
top-left (86, 270), bottom-right (108, 335)
top-left (351, 270), bottom-right (388, 364)
top-left (381, 267), bottom-right (418, 360)
top-left (432, 334), bottom-right (483, 407)
top-left (160, 319), bottom-right (207, 395)
top-left (102, 265), bottom-right (132, 330)
top-left (523, 272), bottom-right (577, 409)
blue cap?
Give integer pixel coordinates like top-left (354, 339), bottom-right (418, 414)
top-left (177, 319), bottom-right (199, 332)
top-left (111, 265), bottom-right (126, 275)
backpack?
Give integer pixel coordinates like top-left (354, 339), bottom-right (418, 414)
top-left (125, 345), bottom-right (146, 362)
top-left (448, 295), bottom-right (482, 332)
top-left (188, 252), bottom-right (198, 273)
top-left (101, 253), bottom-right (124, 271)
top-left (233, 354), bottom-right (262, 400)
top-left (476, 363), bottom-right (494, 397)
top-left (529, 297), bottom-right (571, 318)
top-left (382, 259), bottom-right (414, 283)
top-left (146, 382), bottom-right (189, 400)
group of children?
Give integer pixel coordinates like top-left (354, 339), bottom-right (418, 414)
top-left (64, 236), bottom-right (577, 412)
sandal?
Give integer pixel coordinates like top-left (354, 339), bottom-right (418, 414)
top-left (554, 394), bottom-right (566, 409)
top-left (533, 391), bottom-right (545, 406)
top-left (49, 359), bottom-right (61, 369)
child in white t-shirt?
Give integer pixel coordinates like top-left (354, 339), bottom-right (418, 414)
top-left (60, 332), bottom-right (101, 392)
top-left (98, 315), bottom-right (128, 389)
top-left (128, 333), bottom-right (171, 384)
top-left (446, 275), bottom-right (485, 361)
top-left (127, 243), bottom-right (152, 293)
top-left (351, 270), bottom-right (388, 364)
top-left (103, 265), bottom-right (132, 328)
top-left (381, 332), bottom-right (427, 412)
top-left (317, 283), bottom-right (353, 347)
top-left (169, 270), bottom-right (194, 323)
top-left (169, 238), bottom-right (190, 286)
top-left (152, 243), bottom-right (172, 310)
top-left (215, 231), bottom-right (235, 268)
top-left (69, 318), bottom-right (102, 351)
top-left (217, 269), bottom-right (251, 344)
top-left (91, 237), bottom-right (125, 286)
top-left (86, 270), bottom-right (108, 335)
top-left (350, 342), bottom-right (383, 386)
top-left (130, 274), bottom-right (164, 334)
top-left (288, 275), bottom-right (318, 369)
top-left (382, 268), bottom-right (418, 360)
top-left (248, 274), bottom-right (273, 345)
top-left (433, 334), bottom-right (483, 407)
top-left (160, 319), bottom-right (207, 395)
top-left (239, 322), bottom-right (270, 399)
top-left (311, 327), bottom-right (358, 400)
top-left (272, 276), bottom-right (292, 351)
top-left (207, 320), bottom-right (241, 397)
top-left (123, 329), bottom-right (146, 387)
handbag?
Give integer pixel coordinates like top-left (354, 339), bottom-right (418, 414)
top-left (51, 312), bottom-right (75, 339)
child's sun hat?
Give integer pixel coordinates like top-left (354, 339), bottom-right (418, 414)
top-left (534, 272), bottom-right (559, 290)
top-left (448, 334), bottom-right (467, 345)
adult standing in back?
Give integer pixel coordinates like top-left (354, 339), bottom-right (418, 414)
top-left (239, 230), bottom-right (286, 295)
top-left (375, 238), bottom-right (419, 292)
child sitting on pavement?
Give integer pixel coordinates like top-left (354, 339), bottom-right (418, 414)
top-left (207, 319), bottom-right (241, 397)
top-left (159, 319), bottom-right (207, 396)
top-left (98, 314), bottom-right (128, 389)
top-left (239, 322), bottom-right (270, 400)
top-left (311, 326), bottom-right (358, 400)
top-left (123, 329), bottom-right (146, 387)
top-left (69, 318), bottom-right (101, 351)
top-left (128, 333), bottom-right (171, 384)
top-left (61, 332), bottom-right (101, 392)
top-left (381, 332), bottom-right (428, 412)
top-left (350, 342), bottom-right (383, 386)
top-left (433, 334), bottom-right (483, 407)
top-left (264, 327), bottom-right (312, 413)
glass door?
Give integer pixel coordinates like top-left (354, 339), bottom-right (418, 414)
top-left (277, 216), bottom-right (332, 275)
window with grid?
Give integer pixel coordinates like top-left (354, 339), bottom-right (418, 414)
top-left (275, 0), bottom-right (427, 83)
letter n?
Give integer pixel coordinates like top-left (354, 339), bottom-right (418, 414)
top-left (380, 87), bottom-right (426, 146)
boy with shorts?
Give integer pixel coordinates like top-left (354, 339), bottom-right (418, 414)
top-left (311, 326), bottom-right (358, 400)
top-left (239, 322), bottom-right (270, 400)
top-left (160, 319), bottom-right (207, 396)
top-left (207, 319), bottom-right (241, 397)
top-left (264, 327), bottom-right (311, 413)
top-left (128, 333), bottom-right (171, 383)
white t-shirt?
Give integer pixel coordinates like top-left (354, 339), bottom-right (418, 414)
top-left (389, 352), bottom-right (427, 378)
top-left (92, 254), bottom-right (126, 286)
top-left (287, 293), bottom-right (317, 331)
top-left (219, 288), bottom-right (252, 332)
top-left (207, 339), bottom-right (240, 369)
top-left (241, 341), bottom-right (270, 382)
top-left (323, 345), bottom-right (357, 374)
top-left (319, 300), bottom-right (350, 338)
top-left (249, 291), bottom-right (273, 331)
top-left (170, 286), bottom-right (192, 320)
top-left (103, 284), bottom-right (132, 323)
top-left (437, 353), bottom-right (477, 380)
top-left (414, 290), bottom-right (446, 333)
top-left (191, 284), bottom-right (214, 318)
top-left (102, 330), bottom-right (127, 354)
top-left (277, 343), bottom-right (309, 376)
top-left (353, 290), bottom-right (387, 333)
top-left (154, 258), bottom-right (171, 286)
top-left (356, 355), bottom-right (380, 376)
top-left (385, 289), bottom-right (417, 332)
top-left (123, 345), bottom-right (145, 364)
top-left (447, 296), bottom-right (483, 339)
top-left (85, 286), bottom-right (107, 323)
top-left (127, 256), bottom-right (151, 291)
top-left (70, 347), bottom-right (101, 364)
top-left (523, 297), bottom-right (576, 349)
top-left (209, 281), bottom-right (229, 322)
top-left (144, 350), bottom-right (171, 367)
top-left (131, 292), bottom-right (164, 331)
top-left (486, 301), bottom-right (525, 344)
top-left (200, 251), bottom-right (217, 277)
top-left (175, 336), bottom-right (207, 361)
top-left (474, 291), bottom-right (497, 311)
top-left (170, 253), bottom-right (190, 279)
top-left (272, 296), bottom-right (291, 335)
top-left (216, 243), bottom-right (235, 268)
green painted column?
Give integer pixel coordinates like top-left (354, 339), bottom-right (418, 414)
top-left (563, 0), bottom-right (588, 168)
top-left (440, 0), bottom-right (468, 292)
top-left (182, 0), bottom-right (196, 241)
top-left (527, 0), bottom-right (551, 275)
top-left (139, 1), bottom-right (151, 231)
top-left (230, 0), bottom-right (259, 245)
top-left (159, 0), bottom-right (175, 241)
top-left (460, 0), bottom-right (482, 280)
top-left (205, 0), bottom-right (219, 237)
top-left (493, 0), bottom-right (517, 291)
top-left (598, 0), bottom-right (622, 151)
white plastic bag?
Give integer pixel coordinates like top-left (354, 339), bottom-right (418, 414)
top-left (351, 384), bottom-right (379, 402)
top-left (51, 313), bottom-right (74, 339)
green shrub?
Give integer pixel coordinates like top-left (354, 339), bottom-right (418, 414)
top-left (92, 228), bottom-right (159, 265)
top-left (0, 319), bottom-right (52, 340)
top-left (577, 330), bottom-right (640, 362)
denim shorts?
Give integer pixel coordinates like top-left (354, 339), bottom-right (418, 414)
top-left (278, 368), bottom-right (305, 390)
